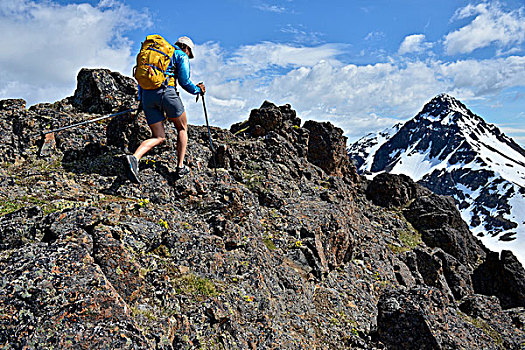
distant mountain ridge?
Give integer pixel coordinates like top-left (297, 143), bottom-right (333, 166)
top-left (349, 94), bottom-right (525, 265)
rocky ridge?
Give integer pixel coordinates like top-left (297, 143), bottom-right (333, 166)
top-left (0, 69), bottom-right (524, 349)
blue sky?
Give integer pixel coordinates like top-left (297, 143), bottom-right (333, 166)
top-left (1, 0), bottom-right (524, 145)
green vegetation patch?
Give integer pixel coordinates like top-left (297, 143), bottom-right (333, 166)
top-left (0, 200), bottom-right (26, 216)
top-left (172, 273), bottom-right (220, 299)
top-left (388, 223), bottom-right (422, 254)
top-left (262, 237), bottom-right (277, 251)
top-left (457, 311), bottom-right (504, 348)
top-left (0, 196), bottom-right (69, 216)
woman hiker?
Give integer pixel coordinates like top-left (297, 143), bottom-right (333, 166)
top-left (126, 36), bottom-right (205, 183)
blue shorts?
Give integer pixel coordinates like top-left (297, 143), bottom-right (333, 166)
top-left (142, 87), bottom-right (185, 125)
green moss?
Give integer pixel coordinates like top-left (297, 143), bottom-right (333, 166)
top-left (0, 200), bottom-right (25, 216)
top-left (173, 273), bottom-right (220, 298)
top-left (457, 311), bottom-right (504, 348)
top-left (131, 306), bottom-right (157, 321)
top-left (262, 237), bottom-right (277, 251)
top-left (150, 244), bottom-right (171, 258)
top-left (0, 196), bottom-right (64, 216)
top-left (399, 228), bottom-right (422, 248)
top-left (388, 222), bottom-right (422, 254)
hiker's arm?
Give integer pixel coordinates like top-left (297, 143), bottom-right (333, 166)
top-left (176, 54), bottom-right (202, 95)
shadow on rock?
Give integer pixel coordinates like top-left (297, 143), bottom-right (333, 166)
top-left (62, 143), bottom-right (126, 178)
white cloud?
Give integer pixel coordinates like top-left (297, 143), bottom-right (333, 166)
top-left (185, 41), bottom-right (525, 144)
top-left (398, 34), bottom-right (433, 55)
top-left (229, 42), bottom-right (348, 71)
top-left (0, 0), bottom-right (151, 104)
top-left (280, 24), bottom-right (324, 44)
top-left (0, 2), bottom-right (522, 147)
top-left (364, 31), bottom-right (385, 41)
top-left (439, 56), bottom-right (525, 95)
top-left (444, 2), bottom-right (525, 55)
top-left (255, 3), bottom-right (286, 13)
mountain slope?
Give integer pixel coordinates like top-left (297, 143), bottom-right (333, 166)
top-left (349, 94), bottom-right (525, 265)
top-left (1, 71), bottom-right (524, 349)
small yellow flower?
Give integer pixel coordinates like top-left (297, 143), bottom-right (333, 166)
top-left (159, 219), bottom-right (168, 229)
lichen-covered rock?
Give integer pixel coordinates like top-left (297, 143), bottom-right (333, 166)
top-left (458, 294), bottom-right (524, 348)
top-left (0, 98), bottom-right (26, 112)
top-left (377, 286), bottom-right (516, 350)
top-left (0, 242), bottom-right (152, 349)
top-left (0, 206), bottom-right (43, 250)
top-left (72, 68), bottom-right (138, 114)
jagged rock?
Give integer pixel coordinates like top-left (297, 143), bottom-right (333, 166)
top-left (434, 249), bottom-right (474, 300)
top-left (230, 101), bottom-right (301, 137)
top-left (377, 286), bottom-right (516, 350)
top-left (0, 241), bottom-right (152, 349)
top-left (303, 120), bottom-right (356, 179)
top-left (366, 173), bottom-right (430, 208)
top-left (0, 98), bottom-right (26, 112)
top-left (106, 109), bottom-right (150, 153)
top-left (368, 173), bottom-right (486, 268)
top-left (392, 257), bottom-right (417, 288)
top-left (403, 192), bottom-right (486, 267)
top-left (413, 248), bottom-right (454, 300)
top-left (72, 68), bottom-right (138, 114)
top-left (459, 294), bottom-right (524, 348)
top-left (0, 206), bottom-right (44, 250)
top-left (472, 250), bottom-right (525, 309)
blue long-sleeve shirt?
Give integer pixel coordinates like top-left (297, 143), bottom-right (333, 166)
top-left (170, 45), bottom-right (202, 95)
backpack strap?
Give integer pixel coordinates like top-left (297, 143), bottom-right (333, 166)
top-left (147, 47), bottom-right (172, 59)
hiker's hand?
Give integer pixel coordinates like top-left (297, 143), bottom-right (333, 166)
top-left (197, 83), bottom-right (206, 95)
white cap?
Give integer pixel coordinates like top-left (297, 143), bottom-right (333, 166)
top-left (176, 36), bottom-right (195, 58)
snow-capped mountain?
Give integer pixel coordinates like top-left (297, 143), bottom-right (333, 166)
top-left (349, 94), bottom-right (525, 265)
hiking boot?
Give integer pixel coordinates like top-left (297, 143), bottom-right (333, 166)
top-left (125, 155), bottom-right (140, 183)
top-left (176, 165), bottom-right (190, 178)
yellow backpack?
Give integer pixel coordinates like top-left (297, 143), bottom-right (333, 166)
top-left (134, 34), bottom-right (176, 90)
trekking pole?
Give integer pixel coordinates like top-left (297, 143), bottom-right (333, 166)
top-left (40, 108), bottom-right (136, 136)
top-left (199, 90), bottom-right (218, 180)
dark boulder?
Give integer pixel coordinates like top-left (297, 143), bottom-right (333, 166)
top-left (230, 101), bottom-right (301, 137)
top-left (458, 294), bottom-right (524, 348)
top-left (72, 68), bottom-right (138, 114)
top-left (403, 193), bottom-right (486, 267)
top-left (377, 286), bottom-right (516, 350)
top-left (434, 249), bottom-right (474, 300)
top-left (303, 120), bottom-right (355, 177)
top-left (413, 248), bottom-right (454, 300)
top-left (0, 206), bottom-right (43, 250)
top-left (366, 173), bottom-right (430, 208)
top-left (472, 250), bottom-right (525, 309)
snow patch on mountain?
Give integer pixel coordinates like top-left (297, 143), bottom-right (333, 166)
top-left (349, 93), bottom-right (525, 266)
top-left (348, 122), bottom-right (403, 173)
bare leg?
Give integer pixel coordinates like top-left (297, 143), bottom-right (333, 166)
top-left (168, 112), bottom-right (188, 168)
top-left (133, 121), bottom-right (166, 160)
